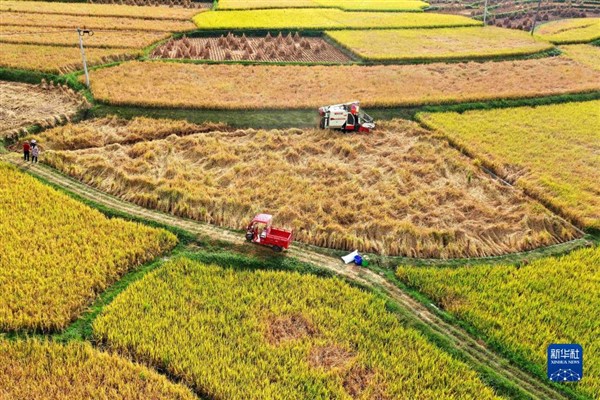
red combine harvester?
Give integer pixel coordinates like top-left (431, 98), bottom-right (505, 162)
top-left (318, 101), bottom-right (375, 133)
top-left (245, 213), bottom-right (293, 252)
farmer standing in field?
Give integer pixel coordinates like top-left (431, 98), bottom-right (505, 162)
top-left (31, 140), bottom-right (39, 163)
top-left (23, 140), bottom-right (30, 162)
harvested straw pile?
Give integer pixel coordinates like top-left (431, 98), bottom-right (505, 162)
top-left (150, 32), bottom-right (350, 62)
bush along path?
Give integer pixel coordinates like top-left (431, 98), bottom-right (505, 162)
top-left (1, 153), bottom-right (574, 400)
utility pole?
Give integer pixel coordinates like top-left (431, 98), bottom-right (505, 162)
top-left (483, 0), bottom-right (489, 25)
top-left (530, 0), bottom-right (543, 35)
top-left (77, 28), bottom-right (93, 87)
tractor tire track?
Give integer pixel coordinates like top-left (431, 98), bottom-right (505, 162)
top-left (3, 154), bottom-right (569, 400)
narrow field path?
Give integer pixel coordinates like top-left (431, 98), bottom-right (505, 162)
top-left (3, 154), bottom-right (571, 400)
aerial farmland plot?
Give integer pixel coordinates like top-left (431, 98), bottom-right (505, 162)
top-left (0, 25), bottom-right (171, 48)
top-left (192, 9), bottom-right (482, 30)
top-left (216, 0), bottom-right (430, 11)
top-left (397, 246), bottom-right (600, 399)
top-left (2, 0), bottom-right (600, 398)
top-left (0, 2), bottom-right (196, 72)
top-left (418, 100), bottom-right (600, 230)
top-left (0, 42), bottom-right (140, 73)
top-left (0, 80), bottom-right (87, 139)
top-left (93, 258), bottom-right (502, 399)
top-left (326, 26), bottom-right (555, 62)
top-left (87, 57), bottom-right (600, 109)
top-left (150, 33), bottom-right (354, 63)
top-left (41, 118), bottom-right (577, 258)
top-left (534, 17), bottom-right (600, 44)
top-left (0, 339), bottom-right (196, 399)
top-left (0, 163), bottom-right (177, 331)
top-left (560, 43), bottom-right (600, 71)
top-left (0, 0), bottom-right (201, 19)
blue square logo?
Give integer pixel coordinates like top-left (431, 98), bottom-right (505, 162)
top-left (547, 344), bottom-right (583, 382)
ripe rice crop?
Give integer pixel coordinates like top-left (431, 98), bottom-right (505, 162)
top-left (396, 246), bottom-right (600, 399)
top-left (0, 339), bottom-right (196, 399)
top-left (0, 80), bottom-right (87, 139)
top-left (90, 0), bottom-right (207, 8)
top-left (534, 18), bottom-right (600, 44)
top-left (43, 118), bottom-right (576, 258)
top-left (37, 115), bottom-right (228, 150)
top-left (0, 0), bottom-right (200, 20)
top-left (0, 25), bottom-right (171, 48)
top-left (1, 11), bottom-right (196, 31)
top-left (326, 26), bottom-right (554, 61)
top-left (151, 33), bottom-right (352, 63)
top-left (0, 162), bottom-right (177, 331)
top-left (93, 258), bottom-right (502, 399)
top-left (560, 44), bottom-right (600, 71)
top-left (192, 9), bottom-right (481, 30)
top-left (217, 0), bottom-right (429, 11)
top-left (0, 43), bottom-right (139, 73)
top-left (87, 58), bottom-right (600, 109)
top-left (417, 100), bottom-right (600, 230)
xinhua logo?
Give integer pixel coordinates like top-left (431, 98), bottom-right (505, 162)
top-left (547, 344), bottom-right (583, 382)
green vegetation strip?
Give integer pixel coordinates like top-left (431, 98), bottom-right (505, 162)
top-left (88, 91), bottom-right (600, 129)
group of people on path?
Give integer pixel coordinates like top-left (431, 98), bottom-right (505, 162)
top-left (23, 140), bottom-right (40, 163)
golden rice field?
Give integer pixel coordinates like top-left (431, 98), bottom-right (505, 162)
top-left (0, 339), bottom-right (196, 400)
top-left (93, 258), bottom-right (502, 399)
top-left (0, 42), bottom-right (138, 73)
top-left (1, 11), bottom-right (196, 31)
top-left (417, 100), bottom-right (600, 230)
top-left (0, 25), bottom-right (171, 48)
top-left (560, 44), bottom-right (600, 71)
top-left (192, 9), bottom-right (481, 30)
top-left (0, 162), bottom-right (177, 331)
top-left (43, 118), bottom-right (577, 258)
top-left (535, 18), bottom-right (600, 44)
top-left (326, 26), bottom-right (554, 61)
top-left (87, 58), bottom-right (600, 109)
top-left (217, 0), bottom-right (429, 11)
top-left (0, 0), bottom-right (200, 19)
top-left (36, 116), bottom-right (224, 150)
top-left (396, 245), bottom-right (600, 399)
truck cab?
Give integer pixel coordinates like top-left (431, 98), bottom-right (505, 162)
top-left (318, 101), bottom-right (375, 133)
top-left (245, 213), bottom-right (293, 252)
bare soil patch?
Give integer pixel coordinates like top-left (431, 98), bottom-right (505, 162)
top-left (343, 365), bottom-right (388, 399)
top-left (264, 314), bottom-right (317, 345)
top-left (150, 32), bottom-right (352, 63)
top-left (0, 80), bottom-right (87, 140)
top-left (308, 344), bottom-right (355, 369)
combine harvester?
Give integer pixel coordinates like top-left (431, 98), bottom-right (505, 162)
top-left (318, 101), bottom-right (375, 133)
top-left (245, 213), bottom-right (293, 252)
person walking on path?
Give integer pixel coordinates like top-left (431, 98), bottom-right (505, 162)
top-left (23, 141), bottom-right (30, 161)
top-left (31, 141), bottom-right (39, 163)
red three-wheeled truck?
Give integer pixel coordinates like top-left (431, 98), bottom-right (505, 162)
top-left (245, 213), bottom-right (293, 252)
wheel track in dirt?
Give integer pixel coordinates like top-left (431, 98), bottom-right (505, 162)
top-left (3, 154), bottom-right (570, 400)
